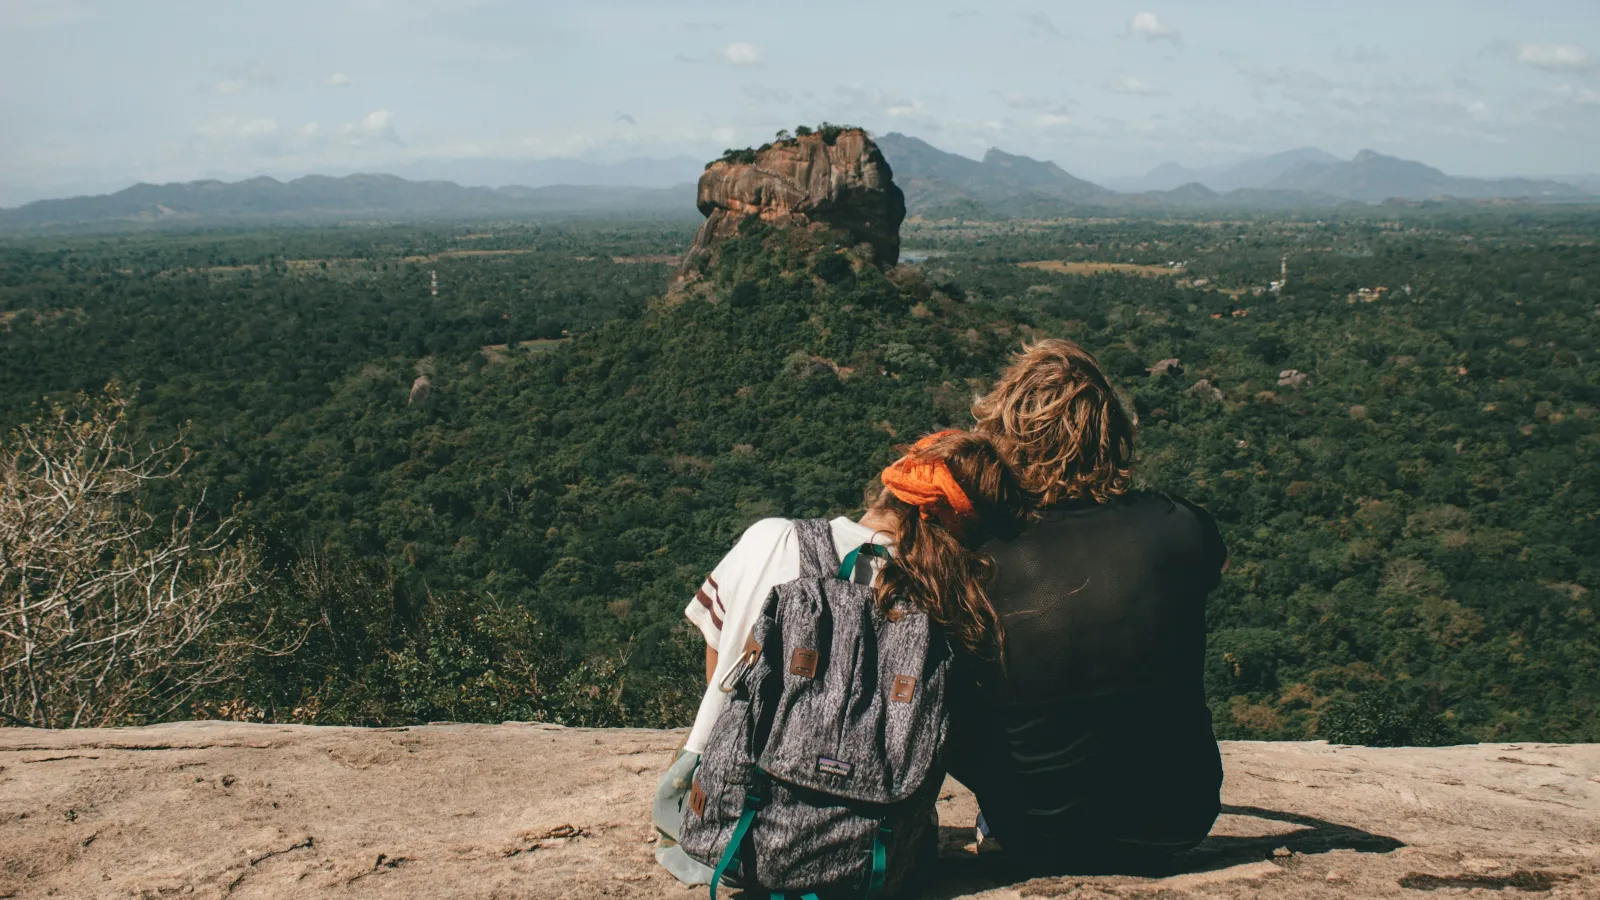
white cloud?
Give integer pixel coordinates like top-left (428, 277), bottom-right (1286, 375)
top-left (326, 72), bottom-right (351, 87)
top-left (197, 117), bottom-right (279, 140)
top-left (834, 85), bottom-right (936, 126)
top-left (336, 109), bottom-right (401, 145)
top-left (302, 122), bottom-right (321, 136)
top-left (205, 64), bottom-right (276, 95)
top-left (711, 126), bottom-right (737, 143)
top-left (720, 42), bottom-right (764, 66)
top-left (1465, 100), bottom-right (1491, 122)
top-left (1034, 113), bottom-right (1074, 127)
top-left (1516, 43), bottom-right (1596, 73)
top-left (1128, 12), bottom-right (1181, 45)
top-left (1107, 75), bottom-right (1162, 95)
top-left (1552, 84), bottom-right (1600, 107)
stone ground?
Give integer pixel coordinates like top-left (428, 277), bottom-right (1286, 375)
top-left (1, 722), bottom-right (1596, 899)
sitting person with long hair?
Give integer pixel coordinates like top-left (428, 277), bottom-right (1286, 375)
top-left (952, 338), bottom-right (1228, 872)
top-left (652, 429), bottom-right (1029, 885)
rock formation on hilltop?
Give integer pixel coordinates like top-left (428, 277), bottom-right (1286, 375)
top-left (681, 128), bottom-right (906, 275)
top-left (4, 722), bottom-right (1598, 899)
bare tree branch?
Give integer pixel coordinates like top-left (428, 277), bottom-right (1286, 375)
top-left (0, 386), bottom-right (269, 728)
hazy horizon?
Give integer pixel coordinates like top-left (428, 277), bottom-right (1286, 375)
top-left (3, 0), bottom-right (1597, 205)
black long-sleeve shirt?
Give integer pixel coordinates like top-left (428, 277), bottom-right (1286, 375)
top-left (948, 491), bottom-right (1226, 865)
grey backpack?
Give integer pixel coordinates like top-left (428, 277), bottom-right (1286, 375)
top-left (679, 519), bottom-right (951, 899)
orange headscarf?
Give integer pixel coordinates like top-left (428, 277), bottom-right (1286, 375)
top-left (880, 430), bottom-right (977, 533)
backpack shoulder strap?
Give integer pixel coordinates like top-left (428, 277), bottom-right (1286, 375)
top-left (837, 542), bottom-right (892, 583)
top-left (792, 518), bottom-right (838, 580)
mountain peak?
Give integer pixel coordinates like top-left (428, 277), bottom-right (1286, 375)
top-left (980, 148), bottom-right (1074, 179)
top-left (983, 147), bottom-right (1045, 166)
top-left (872, 137), bottom-right (1109, 212)
top-left (681, 128), bottom-right (905, 275)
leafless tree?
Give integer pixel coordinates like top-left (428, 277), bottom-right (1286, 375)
top-left (0, 387), bottom-right (265, 728)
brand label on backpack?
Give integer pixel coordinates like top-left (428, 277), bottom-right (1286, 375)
top-left (816, 756), bottom-right (854, 777)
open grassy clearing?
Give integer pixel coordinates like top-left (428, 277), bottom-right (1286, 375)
top-left (609, 254), bottom-right (681, 265)
top-left (1019, 260), bottom-right (1184, 277)
top-left (401, 248), bottom-right (540, 262)
top-left (480, 337), bottom-right (572, 362)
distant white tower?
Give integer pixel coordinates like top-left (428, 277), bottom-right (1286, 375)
top-left (430, 270), bottom-right (438, 297)
top-left (1281, 255), bottom-right (1288, 288)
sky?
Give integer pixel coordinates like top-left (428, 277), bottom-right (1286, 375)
top-left (1, 0), bottom-right (1598, 203)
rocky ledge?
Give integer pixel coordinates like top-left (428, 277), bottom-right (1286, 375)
top-left (682, 128), bottom-right (906, 275)
top-left (1, 723), bottom-right (1596, 899)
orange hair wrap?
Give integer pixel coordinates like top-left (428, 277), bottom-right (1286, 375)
top-left (880, 430), bottom-right (977, 532)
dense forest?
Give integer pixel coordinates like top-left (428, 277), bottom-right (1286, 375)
top-left (1, 209), bottom-right (1596, 743)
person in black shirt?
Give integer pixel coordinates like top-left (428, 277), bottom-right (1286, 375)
top-left (949, 338), bottom-right (1227, 872)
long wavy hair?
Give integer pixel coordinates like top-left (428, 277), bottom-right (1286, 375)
top-left (972, 338), bottom-right (1135, 506)
top-left (869, 430), bottom-right (1030, 656)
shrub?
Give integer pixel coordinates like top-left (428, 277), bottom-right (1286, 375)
top-left (812, 252), bottom-right (854, 285)
top-left (1316, 688), bottom-right (1457, 747)
top-left (1208, 627), bottom-right (1296, 693)
top-left (815, 122), bottom-right (858, 144)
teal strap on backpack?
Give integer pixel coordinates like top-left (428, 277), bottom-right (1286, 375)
top-left (767, 826), bottom-right (887, 900)
top-left (863, 823), bottom-right (891, 899)
top-left (710, 785), bottom-right (765, 900)
top-left (837, 542), bottom-right (892, 581)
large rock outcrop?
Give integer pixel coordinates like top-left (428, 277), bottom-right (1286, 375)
top-left (682, 129), bottom-right (906, 275)
top-left (3, 722), bottom-right (1597, 899)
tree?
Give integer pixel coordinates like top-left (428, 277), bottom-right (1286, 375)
top-left (0, 387), bottom-right (267, 727)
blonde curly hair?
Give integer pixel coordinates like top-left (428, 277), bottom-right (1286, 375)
top-left (972, 338), bottom-right (1135, 506)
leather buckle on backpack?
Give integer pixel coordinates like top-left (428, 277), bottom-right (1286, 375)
top-left (688, 779), bottom-right (707, 818)
top-left (790, 648), bottom-right (819, 678)
top-left (890, 675), bottom-right (916, 703)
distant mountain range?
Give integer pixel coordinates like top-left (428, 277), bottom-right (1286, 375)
top-left (874, 133), bottom-right (1113, 213)
top-left (1108, 147), bottom-right (1343, 193)
top-left (1260, 149), bottom-right (1580, 202)
top-left (3, 137), bottom-right (1594, 233)
top-left (1106, 147), bottom-right (1585, 202)
top-left (874, 137), bottom-right (1590, 215)
top-left (384, 155), bottom-right (704, 190)
top-left (0, 174), bottom-right (695, 232)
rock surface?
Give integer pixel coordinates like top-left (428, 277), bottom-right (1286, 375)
top-left (1, 723), bottom-right (1596, 899)
top-left (683, 129), bottom-right (906, 275)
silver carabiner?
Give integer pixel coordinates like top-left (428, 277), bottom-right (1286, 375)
top-left (717, 645), bottom-right (761, 693)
